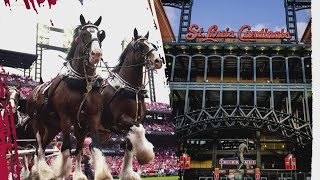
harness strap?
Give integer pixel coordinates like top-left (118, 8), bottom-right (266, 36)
top-left (76, 60), bottom-right (98, 129)
top-left (76, 91), bottom-right (91, 129)
top-left (32, 76), bottom-right (62, 118)
top-left (46, 75), bottom-right (63, 108)
top-left (135, 87), bottom-right (145, 122)
top-left (104, 86), bottom-right (124, 107)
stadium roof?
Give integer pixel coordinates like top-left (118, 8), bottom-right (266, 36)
top-left (0, 49), bottom-right (37, 69)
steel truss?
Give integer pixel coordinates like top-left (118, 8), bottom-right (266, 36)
top-left (162, 0), bottom-right (193, 42)
top-left (175, 105), bottom-right (312, 145)
top-left (284, 0), bottom-right (311, 43)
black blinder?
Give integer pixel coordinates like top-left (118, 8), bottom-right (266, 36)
top-left (98, 30), bottom-right (106, 43)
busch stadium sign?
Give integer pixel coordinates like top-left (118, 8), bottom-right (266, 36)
top-left (219, 159), bottom-right (256, 165)
top-left (185, 24), bottom-right (291, 42)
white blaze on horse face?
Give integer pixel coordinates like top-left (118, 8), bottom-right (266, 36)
top-left (88, 27), bottom-right (102, 64)
top-left (146, 42), bottom-right (162, 70)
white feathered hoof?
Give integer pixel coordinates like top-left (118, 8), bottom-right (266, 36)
top-left (135, 142), bottom-right (154, 165)
top-left (38, 157), bottom-right (55, 179)
top-left (30, 155), bottom-right (40, 180)
top-left (90, 148), bottom-right (113, 180)
top-left (20, 166), bottom-right (30, 180)
top-left (51, 150), bottom-right (72, 178)
top-left (73, 172), bottom-right (88, 180)
top-left (119, 170), bottom-right (141, 180)
top-left (128, 125), bottom-right (155, 165)
top-left (95, 171), bottom-right (113, 180)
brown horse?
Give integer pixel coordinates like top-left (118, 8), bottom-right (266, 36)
top-left (26, 14), bottom-right (112, 180)
top-left (96, 28), bottom-right (163, 180)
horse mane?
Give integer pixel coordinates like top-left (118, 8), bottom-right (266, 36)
top-left (66, 25), bottom-right (82, 60)
top-left (112, 35), bottom-right (143, 73)
top-left (112, 44), bottom-right (130, 73)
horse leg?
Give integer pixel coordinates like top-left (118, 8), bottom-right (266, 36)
top-left (126, 123), bottom-right (154, 165)
top-left (119, 140), bottom-right (141, 180)
top-left (20, 155), bottom-right (30, 180)
top-left (35, 131), bottom-right (55, 179)
top-left (73, 128), bottom-right (88, 180)
top-left (51, 118), bottom-right (72, 179)
top-left (30, 152), bottom-right (40, 180)
top-left (89, 122), bottom-right (113, 180)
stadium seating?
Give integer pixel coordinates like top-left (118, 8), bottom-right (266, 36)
top-left (143, 121), bottom-right (174, 132)
top-left (145, 102), bottom-right (172, 112)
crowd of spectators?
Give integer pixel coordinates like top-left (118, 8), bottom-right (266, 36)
top-left (19, 86), bottom-right (34, 99)
top-left (145, 102), bottom-right (172, 112)
top-left (143, 121), bottom-right (174, 132)
top-left (5, 73), bottom-right (38, 86)
top-left (43, 146), bottom-right (178, 178)
top-left (1, 72), bottom-right (38, 99)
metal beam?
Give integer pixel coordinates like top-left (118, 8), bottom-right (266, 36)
top-left (174, 105), bottom-right (312, 145)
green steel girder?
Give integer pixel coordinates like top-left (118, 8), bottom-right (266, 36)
top-left (174, 105), bottom-right (312, 145)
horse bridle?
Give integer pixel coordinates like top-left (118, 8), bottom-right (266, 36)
top-left (66, 24), bottom-right (103, 79)
top-left (103, 38), bottom-right (160, 123)
top-left (105, 37), bottom-right (159, 92)
top-left (77, 24), bottom-right (102, 62)
top-left (130, 37), bottom-right (158, 69)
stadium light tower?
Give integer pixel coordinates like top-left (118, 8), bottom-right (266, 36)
top-left (35, 23), bottom-right (72, 81)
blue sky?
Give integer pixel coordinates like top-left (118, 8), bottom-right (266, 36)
top-left (164, 0), bottom-right (311, 39)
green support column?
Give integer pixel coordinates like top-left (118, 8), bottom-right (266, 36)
top-left (237, 57), bottom-right (240, 105)
top-left (170, 56), bottom-right (176, 81)
top-left (256, 131), bottom-right (261, 168)
top-left (212, 140), bottom-right (217, 168)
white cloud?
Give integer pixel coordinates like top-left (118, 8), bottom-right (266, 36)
top-left (274, 26), bottom-right (286, 32)
top-left (251, 23), bottom-right (268, 31)
top-left (250, 24), bottom-right (290, 33)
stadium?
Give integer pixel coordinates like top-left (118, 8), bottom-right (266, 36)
top-left (0, 0), bottom-right (313, 180)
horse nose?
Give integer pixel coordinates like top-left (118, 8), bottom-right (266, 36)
top-left (89, 49), bottom-right (102, 64)
top-left (153, 58), bottom-right (162, 69)
top-left (91, 50), bottom-right (102, 58)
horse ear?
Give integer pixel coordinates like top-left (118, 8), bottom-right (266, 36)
top-left (40, 77), bottom-right (44, 84)
top-left (80, 14), bottom-right (86, 25)
top-left (145, 31), bottom-right (149, 39)
top-left (134, 28), bottom-right (138, 40)
top-left (94, 16), bottom-right (102, 26)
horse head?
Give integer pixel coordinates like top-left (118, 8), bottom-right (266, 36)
top-left (111, 28), bottom-right (163, 89)
top-left (130, 28), bottom-right (163, 70)
top-left (66, 14), bottom-right (106, 76)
